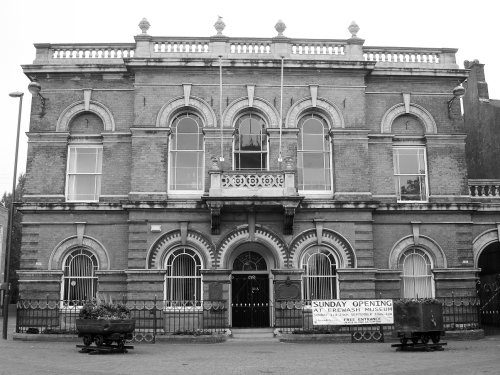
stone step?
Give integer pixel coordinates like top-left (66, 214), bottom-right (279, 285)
top-left (230, 328), bottom-right (278, 341)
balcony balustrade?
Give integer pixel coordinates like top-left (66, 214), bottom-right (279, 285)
top-left (469, 180), bottom-right (500, 198)
top-left (208, 170), bottom-right (296, 198)
top-left (31, 37), bottom-right (459, 70)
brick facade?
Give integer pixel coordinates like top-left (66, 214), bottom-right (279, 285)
top-left (16, 20), bottom-right (500, 328)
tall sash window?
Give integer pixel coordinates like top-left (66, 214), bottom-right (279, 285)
top-left (169, 113), bottom-right (204, 192)
top-left (297, 114), bottom-right (332, 192)
top-left (234, 113), bottom-right (267, 170)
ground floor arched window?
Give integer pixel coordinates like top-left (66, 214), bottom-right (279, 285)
top-left (399, 248), bottom-right (434, 298)
top-left (164, 247), bottom-right (202, 301)
top-left (301, 246), bottom-right (337, 300)
top-left (62, 248), bottom-right (98, 302)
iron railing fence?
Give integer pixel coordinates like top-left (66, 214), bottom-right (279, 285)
top-left (274, 296), bottom-right (481, 336)
top-left (440, 295), bottom-right (481, 330)
top-left (16, 296), bottom-right (481, 342)
top-left (16, 299), bottom-right (228, 342)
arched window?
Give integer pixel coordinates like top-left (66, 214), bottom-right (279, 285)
top-left (234, 113), bottom-right (267, 170)
top-left (297, 113), bottom-right (332, 192)
top-left (301, 247), bottom-right (337, 300)
top-left (233, 251), bottom-right (267, 271)
top-left (62, 248), bottom-right (98, 302)
top-left (399, 248), bottom-right (434, 298)
top-left (164, 248), bottom-right (202, 301)
top-left (169, 113), bottom-right (204, 192)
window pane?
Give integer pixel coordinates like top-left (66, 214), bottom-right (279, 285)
top-left (176, 133), bottom-right (201, 150)
top-left (68, 175), bottom-right (100, 200)
top-left (74, 148), bottom-right (100, 173)
top-left (171, 152), bottom-right (203, 190)
top-left (177, 117), bottom-right (199, 134)
top-left (298, 153), bottom-right (331, 190)
top-left (302, 133), bottom-right (324, 151)
top-left (235, 152), bottom-right (266, 170)
top-left (395, 149), bottom-right (425, 174)
top-left (398, 175), bottom-right (426, 201)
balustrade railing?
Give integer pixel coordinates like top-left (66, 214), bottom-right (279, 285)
top-left (469, 180), bottom-right (500, 198)
top-left (32, 38), bottom-right (458, 69)
top-left (209, 170), bottom-right (296, 198)
top-left (37, 43), bottom-right (136, 63)
top-left (291, 40), bottom-right (345, 56)
top-left (363, 47), bottom-right (440, 64)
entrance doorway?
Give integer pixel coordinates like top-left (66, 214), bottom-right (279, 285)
top-left (477, 242), bottom-right (500, 334)
top-left (231, 251), bottom-right (270, 328)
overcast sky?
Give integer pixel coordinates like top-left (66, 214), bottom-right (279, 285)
top-left (1, 0), bottom-right (499, 198)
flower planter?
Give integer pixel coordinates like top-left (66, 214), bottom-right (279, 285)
top-left (393, 299), bottom-right (444, 345)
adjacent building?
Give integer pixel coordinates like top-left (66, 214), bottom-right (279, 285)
top-left (16, 18), bottom-right (499, 330)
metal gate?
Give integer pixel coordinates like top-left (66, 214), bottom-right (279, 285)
top-left (477, 275), bottom-right (500, 333)
top-left (231, 274), bottom-right (270, 327)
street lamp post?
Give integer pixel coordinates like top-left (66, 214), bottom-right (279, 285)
top-left (2, 91), bottom-right (24, 340)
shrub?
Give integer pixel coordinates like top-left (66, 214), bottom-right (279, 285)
top-left (79, 300), bottom-right (131, 320)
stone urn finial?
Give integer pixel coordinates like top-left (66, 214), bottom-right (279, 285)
top-left (348, 21), bottom-right (360, 38)
top-left (275, 19), bottom-right (286, 37)
top-left (214, 16), bottom-right (226, 36)
top-left (139, 18), bottom-right (151, 34)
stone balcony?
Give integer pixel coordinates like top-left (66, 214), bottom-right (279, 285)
top-left (203, 168), bottom-right (302, 235)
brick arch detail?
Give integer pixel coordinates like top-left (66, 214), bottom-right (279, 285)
top-left (146, 229), bottom-right (215, 269)
top-left (216, 225), bottom-right (287, 268)
top-left (380, 103), bottom-right (437, 134)
top-left (56, 100), bottom-right (115, 132)
top-left (285, 97), bottom-right (345, 129)
top-left (48, 236), bottom-right (110, 271)
top-left (472, 228), bottom-right (500, 268)
top-left (222, 97), bottom-right (280, 128)
top-left (289, 229), bottom-right (356, 269)
top-left (388, 235), bottom-right (447, 269)
top-left (156, 96), bottom-right (217, 128)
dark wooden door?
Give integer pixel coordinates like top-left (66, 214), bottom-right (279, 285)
top-left (231, 274), bottom-right (269, 327)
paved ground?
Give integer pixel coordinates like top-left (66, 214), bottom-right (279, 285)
top-left (1, 336), bottom-right (500, 375)
top-left (1, 308), bottom-right (499, 375)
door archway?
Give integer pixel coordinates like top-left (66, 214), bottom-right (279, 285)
top-left (230, 245), bottom-right (271, 328)
top-left (477, 242), bottom-right (500, 333)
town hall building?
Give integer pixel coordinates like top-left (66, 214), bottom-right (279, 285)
top-left (15, 18), bottom-right (500, 334)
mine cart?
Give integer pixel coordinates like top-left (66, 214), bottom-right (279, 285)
top-left (393, 299), bottom-right (444, 345)
top-left (76, 319), bottom-right (135, 350)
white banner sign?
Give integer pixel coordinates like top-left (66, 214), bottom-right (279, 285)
top-left (312, 299), bottom-right (394, 325)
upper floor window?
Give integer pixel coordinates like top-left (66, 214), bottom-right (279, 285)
top-left (234, 113), bottom-right (267, 170)
top-left (164, 247), bottom-right (202, 302)
top-left (301, 246), bottom-right (337, 300)
top-left (66, 145), bottom-right (103, 202)
top-left (297, 114), bottom-right (332, 192)
top-left (399, 248), bottom-right (434, 298)
top-left (62, 248), bottom-right (98, 303)
top-left (169, 113), bottom-right (204, 192)
top-left (393, 147), bottom-right (428, 202)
